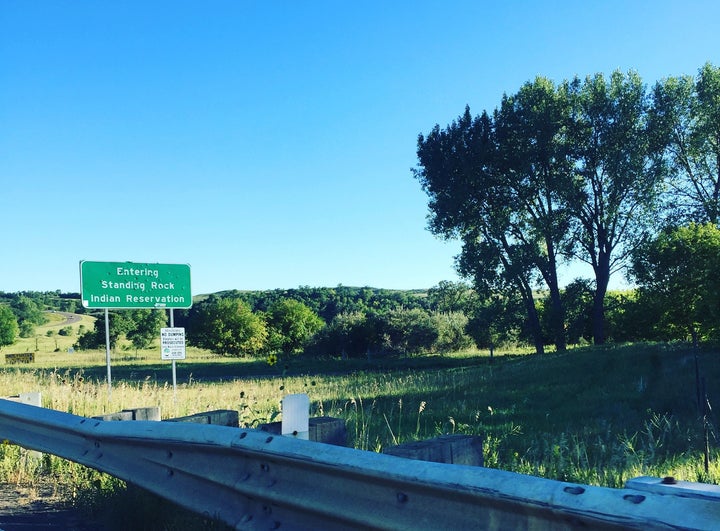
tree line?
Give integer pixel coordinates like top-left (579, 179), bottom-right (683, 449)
top-left (414, 63), bottom-right (720, 354)
top-left (3, 268), bottom-right (720, 359)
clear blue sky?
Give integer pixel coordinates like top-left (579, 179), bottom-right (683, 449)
top-left (2, 1), bottom-right (719, 295)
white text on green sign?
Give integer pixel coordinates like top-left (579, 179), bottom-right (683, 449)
top-left (80, 261), bottom-right (192, 309)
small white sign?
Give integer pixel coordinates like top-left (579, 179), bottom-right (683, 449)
top-left (161, 327), bottom-right (186, 360)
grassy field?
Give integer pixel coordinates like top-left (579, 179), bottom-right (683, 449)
top-left (1, 315), bottom-right (719, 528)
top-left (7, 311), bottom-right (96, 355)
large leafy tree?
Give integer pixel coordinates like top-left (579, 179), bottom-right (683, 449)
top-left (493, 77), bottom-right (576, 351)
top-left (415, 70), bottom-right (668, 349)
top-left (566, 70), bottom-right (666, 344)
top-left (630, 223), bottom-right (720, 346)
top-left (0, 305), bottom-right (19, 349)
top-left (415, 77), bottom-right (576, 354)
top-left (415, 107), bottom-right (549, 353)
top-left (653, 63), bottom-right (720, 224)
top-left (188, 297), bottom-right (267, 357)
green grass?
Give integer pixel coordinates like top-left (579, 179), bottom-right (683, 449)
top-left (2, 335), bottom-right (719, 528)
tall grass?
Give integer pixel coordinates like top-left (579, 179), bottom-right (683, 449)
top-left (1, 341), bottom-right (719, 527)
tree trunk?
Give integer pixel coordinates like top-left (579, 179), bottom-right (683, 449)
top-left (520, 284), bottom-right (545, 355)
top-left (591, 253), bottom-right (611, 345)
top-left (547, 282), bottom-right (566, 352)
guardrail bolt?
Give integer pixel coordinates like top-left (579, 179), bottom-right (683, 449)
top-left (661, 476), bottom-right (677, 485)
top-left (396, 492), bottom-right (408, 503)
top-left (623, 494), bottom-right (646, 504)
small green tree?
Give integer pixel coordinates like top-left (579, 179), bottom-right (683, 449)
top-left (188, 297), bottom-right (268, 357)
top-left (432, 311), bottom-right (473, 353)
top-left (266, 299), bottom-right (324, 355)
top-left (311, 311), bottom-right (374, 359)
top-left (75, 311), bottom-right (134, 350)
top-left (11, 295), bottom-right (48, 337)
top-left (558, 279), bottom-right (594, 345)
top-left (427, 280), bottom-right (471, 313)
top-left (376, 308), bottom-right (439, 356)
top-left (0, 305), bottom-right (19, 349)
top-left (630, 222), bottom-right (720, 346)
top-left (465, 292), bottom-right (525, 358)
top-left (126, 309), bottom-right (167, 351)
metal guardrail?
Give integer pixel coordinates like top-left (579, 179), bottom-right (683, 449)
top-left (1, 398), bottom-right (719, 530)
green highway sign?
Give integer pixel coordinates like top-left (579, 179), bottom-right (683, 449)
top-left (80, 261), bottom-right (192, 309)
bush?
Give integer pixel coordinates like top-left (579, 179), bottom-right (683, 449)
top-left (433, 312), bottom-right (473, 353)
top-left (374, 308), bottom-right (439, 356)
top-left (311, 312), bottom-right (373, 358)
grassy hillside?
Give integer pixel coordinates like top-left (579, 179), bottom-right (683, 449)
top-left (1, 341), bottom-right (718, 528)
top-left (3, 341), bottom-right (718, 483)
top-left (4, 311), bottom-right (96, 355)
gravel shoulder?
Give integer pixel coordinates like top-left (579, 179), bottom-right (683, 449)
top-left (0, 482), bottom-right (104, 531)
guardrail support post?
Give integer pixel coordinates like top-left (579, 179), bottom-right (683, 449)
top-left (383, 434), bottom-right (484, 466)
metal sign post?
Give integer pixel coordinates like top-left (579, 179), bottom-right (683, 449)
top-left (104, 308), bottom-right (111, 397)
top-left (161, 322), bottom-right (186, 398)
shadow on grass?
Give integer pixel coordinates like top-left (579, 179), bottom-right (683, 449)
top-left (4, 350), bottom-right (516, 385)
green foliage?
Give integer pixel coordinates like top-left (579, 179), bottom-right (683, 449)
top-left (602, 290), bottom-right (647, 343)
top-left (311, 311), bottom-right (374, 358)
top-left (653, 63), bottom-right (720, 224)
top-left (415, 105), bottom-right (551, 354)
top-left (631, 223), bottom-right (720, 344)
top-left (553, 279), bottom-right (593, 345)
top-left (426, 280), bottom-right (471, 313)
top-left (187, 297), bottom-right (268, 357)
top-left (465, 293), bottom-right (525, 354)
top-left (125, 309), bottom-right (168, 350)
top-left (432, 311), bottom-right (473, 353)
top-left (226, 285), bottom-right (428, 322)
top-left (8, 295), bottom-right (47, 338)
top-left (265, 299), bottom-right (324, 354)
top-left (75, 311), bottom-right (135, 350)
top-left (0, 304), bottom-right (19, 349)
top-left (415, 69), bottom-right (676, 349)
top-left (374, 308), bottom-right (439, 356)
